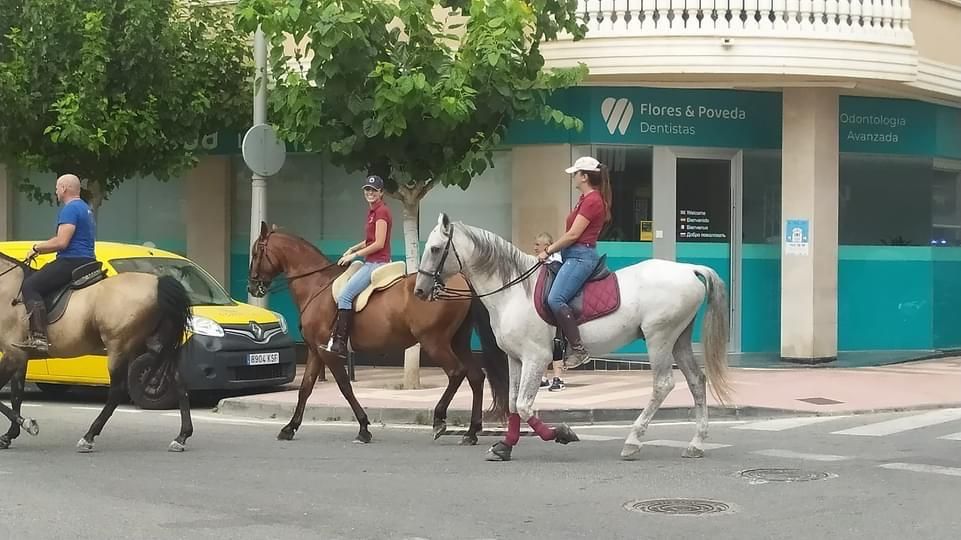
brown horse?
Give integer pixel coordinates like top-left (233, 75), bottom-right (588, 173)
top-left (0, 251), bottom-right (193, 452)
top-left (247, 222), bottom-right (509, 445)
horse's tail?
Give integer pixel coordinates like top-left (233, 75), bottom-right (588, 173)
top-left (469, 297), bottom-right (510, 420)
top-left (692, 266), bottom-right (733, 406)
top-left (147, 275), bottom-right (192, 388)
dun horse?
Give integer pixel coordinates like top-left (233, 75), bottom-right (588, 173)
top-left (0, 252), bottom-right (193, 452)
top-left (415, 214), bottom-right (733, 462)
top-left (247, 223), bottom-right (508, 445)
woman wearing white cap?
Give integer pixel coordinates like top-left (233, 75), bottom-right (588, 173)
top-left (537, 156), bottom-right (612, 366)
top-left (320, 174), bottom-right (393, 357)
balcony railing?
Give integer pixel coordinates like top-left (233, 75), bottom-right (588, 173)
top-left (569, 0), bottom-right (914, 45)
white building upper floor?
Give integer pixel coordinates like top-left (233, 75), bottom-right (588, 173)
top-left (539, 0), bottom-right (961, 106)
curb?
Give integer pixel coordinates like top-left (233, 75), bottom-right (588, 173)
top-left (214, 397), bottom-right (961, 426)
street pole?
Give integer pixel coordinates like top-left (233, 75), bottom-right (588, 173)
top-left (248, 25), bottom-right (268, 307)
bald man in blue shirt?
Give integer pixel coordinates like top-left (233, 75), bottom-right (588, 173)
top-left (17, 174), bottom-right (97, 355)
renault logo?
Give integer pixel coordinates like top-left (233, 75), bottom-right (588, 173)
top-left (250, 322), bottom-right (264, 341)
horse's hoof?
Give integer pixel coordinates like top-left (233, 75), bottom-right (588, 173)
top-left (353, 431), bottom-right (372, 444)
top-left (76, 438), bottom-right (95, 453)
top-left (168, 441), bottom-right (186, 453)
top-left (432, 422), bottom-right (446, 441)
top-left (277, 427), bottom-right (295, 441)
top-left (0, 436), bottom-right (10, 450)
top-left (460, 434), bottom-right (478, 446)
top-left (485, 441), bottom-right (512, 461)
top-left (553, 424), bottom-right (580, 445)
top-left (23, 418), bottom-right (39, 436)
top-left (620, 443), bottom-right (642, 460)
top-left (682, 446), bottom-right (704, 459)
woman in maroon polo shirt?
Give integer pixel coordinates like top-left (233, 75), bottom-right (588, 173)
top-left (537, 156), bottom-right (612, 367)
top-left (319, 174), bottom-right (393, 358)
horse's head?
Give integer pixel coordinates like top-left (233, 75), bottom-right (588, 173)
top-left (247, 221), bottom-right (283, 298)
top-left (415, 213), bottom-right (460, 301)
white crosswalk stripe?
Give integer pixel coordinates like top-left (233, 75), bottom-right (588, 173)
top-left (831, 408), bottom-right (961, 437)
top-left (734, 416), bottom-right (845, 432)
top-left (641, 439), bottom-right (731, 450)
top-left (879, 463), bottom-right (961, 478)
top-left (751, 449), bottom-right (852, 462)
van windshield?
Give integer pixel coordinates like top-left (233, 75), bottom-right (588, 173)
top-left (109, 257), bottom-right (235, 306)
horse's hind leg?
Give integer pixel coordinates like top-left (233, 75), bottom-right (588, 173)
top-left (673, 322), bottom-right (708, 458)
top-left (425, 339), bottom-right (467, 442)
top-left (169, 353), bottom-right (192, 452)
top-left (621, 342), bottom-right (675, 461)
top-left (78, 359), bottom-right (129, 453)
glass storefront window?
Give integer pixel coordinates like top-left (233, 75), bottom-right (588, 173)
top-left (593, 145), bottom-right (653, 242)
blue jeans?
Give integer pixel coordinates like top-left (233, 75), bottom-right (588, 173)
top-left (547, 245), bottom-right (600, 313)
top-left (337, 262), bottom-right (384, 309)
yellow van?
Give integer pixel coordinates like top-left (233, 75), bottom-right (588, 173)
top-left (0, 241), bottom-right (296, 409)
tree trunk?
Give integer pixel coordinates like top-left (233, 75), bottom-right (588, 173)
top-left (393, 179), bottom-right (436, 390)
top-left (398, 186), bottom-right (422, 390)
top-left (83, 179), bottom-right (105, 221)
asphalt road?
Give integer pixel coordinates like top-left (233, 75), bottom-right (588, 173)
top-left (1, 392), bottom-right (960, 540)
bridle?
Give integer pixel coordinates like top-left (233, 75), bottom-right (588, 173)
top-left (248, 231), bottom-right (338, 315)
top-left (418, 224), bottom-right (543, 301)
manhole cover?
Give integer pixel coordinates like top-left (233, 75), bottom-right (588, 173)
top-left (739, 468), bottom-right (836, 484)
top-left (624, 498), bottom-right (734, 516)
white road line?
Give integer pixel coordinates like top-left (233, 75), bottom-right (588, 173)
top-left (70, 406), bottom-right (102, 411)
top-left (641, 439), bottom-right (731, 450)
top-left (879, 463), bottom-right (961, 477)
top-left (734, 416), bottom-right (845, 432)
top-left (832, 408), bottom-right (961, 437)
top-left (752, 449), bottom-right (851, 462)
top-left (577, 434), bottom-right (624, 442)
top-left (22, 403), bottom-right (43, 408)
top-left (937, 432), bottom-right (961, 441)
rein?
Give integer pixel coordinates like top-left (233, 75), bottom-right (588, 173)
top-left (419, 225), bottom-right (542, 301)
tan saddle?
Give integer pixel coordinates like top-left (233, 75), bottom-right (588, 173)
top-left (331, 261), bottom-right (407, 312)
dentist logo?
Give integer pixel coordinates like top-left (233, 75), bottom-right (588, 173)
top-left (601, 97), bottom-right (633, 135)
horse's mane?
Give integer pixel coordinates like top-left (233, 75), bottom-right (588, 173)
top-left (270, 230), bottom-right (333, 261)
top-left (457, 223), bottom-right (538, 294)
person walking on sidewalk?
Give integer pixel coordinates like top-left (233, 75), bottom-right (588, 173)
top-left (536, 155), bottom-right (612, 369)
top-left (533, 232), bottom-right (567, 391)
top-left (319, 174), bottom-right (393, 358)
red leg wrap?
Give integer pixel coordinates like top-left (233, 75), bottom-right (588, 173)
top-left (504, 413), bottom-right (521, 446)
top-left (528, 416), bottom-right (556, 441)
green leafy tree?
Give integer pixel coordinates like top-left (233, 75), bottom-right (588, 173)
top-left (237, 0), bottom-right (588, 387)
top-left (0, 0), bottom-right (250, 214)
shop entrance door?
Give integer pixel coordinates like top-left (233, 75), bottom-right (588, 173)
top-left (652, 148), bottom-right (742, 352)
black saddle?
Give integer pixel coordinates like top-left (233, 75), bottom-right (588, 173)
top-left (43, 261), bottom-right (108, 324)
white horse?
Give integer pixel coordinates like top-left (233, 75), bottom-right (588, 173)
top-left (413, 213), bottom-right (733, 462)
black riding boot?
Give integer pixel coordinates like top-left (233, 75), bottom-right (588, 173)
top-left (554, 305), bottom-right (590, 368)
top-left (319, 309), bottom-right (353, 359)
top-left (17, 300), bottom-right (50, 356)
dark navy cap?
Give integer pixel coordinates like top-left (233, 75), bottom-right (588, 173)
top-left (363, 175), bottom-right (384, 190)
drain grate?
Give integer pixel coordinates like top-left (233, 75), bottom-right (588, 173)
top-left (739, 468), bottom-right (836, 484)
top-left (624, 498), bottom-right (734, 516)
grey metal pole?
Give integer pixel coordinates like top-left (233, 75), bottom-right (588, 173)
top-left (248, 25), bottom-right (269, 307)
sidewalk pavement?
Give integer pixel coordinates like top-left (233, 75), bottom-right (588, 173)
top-left (215, 357), bottom-right (961, 425)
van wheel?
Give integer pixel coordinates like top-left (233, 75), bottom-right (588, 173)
top-left (127, 354), bottom-right (179, 410)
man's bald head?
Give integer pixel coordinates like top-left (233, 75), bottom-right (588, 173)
top-left (55, 174), bottom-right (82, 203)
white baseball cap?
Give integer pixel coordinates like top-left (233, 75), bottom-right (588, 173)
top-left (564, 156), bottom-right (601, 174)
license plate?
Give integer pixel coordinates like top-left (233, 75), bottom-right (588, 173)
top-left (248, 352), bottom-right (280, 366)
